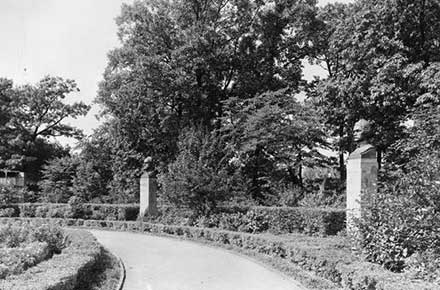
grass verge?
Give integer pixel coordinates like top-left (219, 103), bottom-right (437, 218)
top-left (76, 248), bottom-right (122, 290)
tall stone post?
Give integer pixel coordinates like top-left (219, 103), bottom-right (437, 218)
top-left (346, 119), bottom-right (378, 234)
top-left (139, 157), bottom-right (158, 218)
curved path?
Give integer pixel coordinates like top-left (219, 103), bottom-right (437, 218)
top-left (89, 230), bottom-right (306, 290)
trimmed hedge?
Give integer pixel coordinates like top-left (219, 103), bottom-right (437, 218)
top-left (5, 203), bottom-right (345, 236)
top-left (1, 217), bottom-right (437, 290)
top-left (0, 223), bottom-right (103, 290)
top-left (3, 203), bottom-right (139, 221)
top-left (252, 207), bottom-right (345, 235)
top-left (196, 206), bottom-right (346, 236)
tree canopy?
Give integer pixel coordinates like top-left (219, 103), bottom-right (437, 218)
top-left (0, 76), bottom-right (89, 182)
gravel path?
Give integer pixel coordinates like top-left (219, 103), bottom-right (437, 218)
top-left (89, 230), bottom-right (306, 290)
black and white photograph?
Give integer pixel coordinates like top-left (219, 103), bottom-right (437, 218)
top-left (0, 0), bottom-right (439, 289)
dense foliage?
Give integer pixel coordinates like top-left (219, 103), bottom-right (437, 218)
top-left (0, 76), bottom-right (88, 185)
top-left (89, 0), bottom-right (331, 205)
top-left (359, 103), bottom-right (440, 278)
top-left (159, 128), bottom-right (240, 215)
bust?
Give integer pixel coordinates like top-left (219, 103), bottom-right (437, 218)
top-left (142, 156), bottom-right (156, 177)
top-left (349, 119), bottom-right (375, 159)
top-left (353, 119), bottom-right (372, 144)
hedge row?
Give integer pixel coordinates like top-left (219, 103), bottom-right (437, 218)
top-left (1, 203), bottom-right (345, 236)
top-left (253, 207), bottom-right (345, 235)
top-left (1, 217), bottom-right (436, 290)
top-left (0, 224), bottom-right (103, 290)
top-left (1, 203), bottom-right (139, 221)
top-left (194, 206), bottom-right (346, 236)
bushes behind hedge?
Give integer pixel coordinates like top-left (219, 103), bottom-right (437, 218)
top-left (85, 203), bottom-right (139, 221)
top-left (0, 223), bottom-right (103, 290)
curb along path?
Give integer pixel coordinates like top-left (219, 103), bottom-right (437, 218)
top-left (89, 229), bottom-right (306, 290)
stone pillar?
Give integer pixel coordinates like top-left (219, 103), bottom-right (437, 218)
top-left (139, 156), bottom-right (158, 219)
top-left (139, 172), bottom-right (158, 218)
top-left (346, 145), bottom-right (378, 233)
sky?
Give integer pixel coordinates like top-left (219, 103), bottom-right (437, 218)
top-left (0, 0), bottom-right (353, 147)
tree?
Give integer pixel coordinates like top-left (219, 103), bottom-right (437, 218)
top-left (356, 16), bottom-right (440, 273)
top-left (0, 76), bottom-right (89, 182)
top-left (303, 0), bottom-right (440, 176)
top-left (10, 76), bottom-right (89, 142)
top-left (93, 0), bottom-right (327, 203)
top-left (77, 119), bottom-right (143, 203)
top-left (0, 78), bottom-right (13, 128)
top-left (39, 156), bottom-right (79, 203)
top-left (0, 79), bottom-right (14, 165)
top-left (71, 126), bottom-right (115, 203)
top-left (222, 89), bottom-right (328, 203)
top-left (159, 128), bottom-right (239, 216)
top-left (96, 0), bottom-right (315, 165)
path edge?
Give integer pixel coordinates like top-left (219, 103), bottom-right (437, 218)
top-left (116, 255), bottom-right (126, 290)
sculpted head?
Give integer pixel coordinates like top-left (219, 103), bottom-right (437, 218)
top-left (143, 156), bottom-right (154, 172)
top-left (353, 119), bottom-right (372, 143)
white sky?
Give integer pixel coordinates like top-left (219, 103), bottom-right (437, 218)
top-left (0, 0), bottom-right (352, 147)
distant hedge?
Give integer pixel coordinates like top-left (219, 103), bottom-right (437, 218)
top-left (0, 203), bottom-right (139, 221)
top-left (0, 223), bottom-right (103, 290)
top-left (1, 217), bottom-right (436, 290)
top-left (1, 203), bottom-right (345, 236)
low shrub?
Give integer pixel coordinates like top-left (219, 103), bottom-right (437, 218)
top-left (404, 250), bottom-right (440, 284)
top-left (31, 224), bottom-right (65, 254)
top-left (0, 207), bottom-right (17, 217)
top-left (0, 185), bottom-right (22, 204)
top-left (359, 154), bottom-right (440, 272)
top-left (0, 222), bottom-right (103, 290)
top-left (0, 242), bottom-right (50, 279)
top-left (0, 223), bottom-right (66, 280)
top-left (0, 223), bottom-right (65, 251)
top-left (0, 224), bottom-right (32, 247)
top-left (65, 196), bottom-right (86, 219)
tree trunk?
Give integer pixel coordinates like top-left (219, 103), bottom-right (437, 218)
top-left (377, 149), bottom-right (382, 170)
top-left (338, 124), bottom-right (346, 182)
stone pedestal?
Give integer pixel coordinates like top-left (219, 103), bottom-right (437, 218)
top-left (346, 144), bottom-right (378, 233)
top-left (139, 173), bottom-right (158, 218)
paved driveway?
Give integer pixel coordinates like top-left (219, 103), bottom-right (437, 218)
top-left (89, 230), bottom-right (306, 290)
